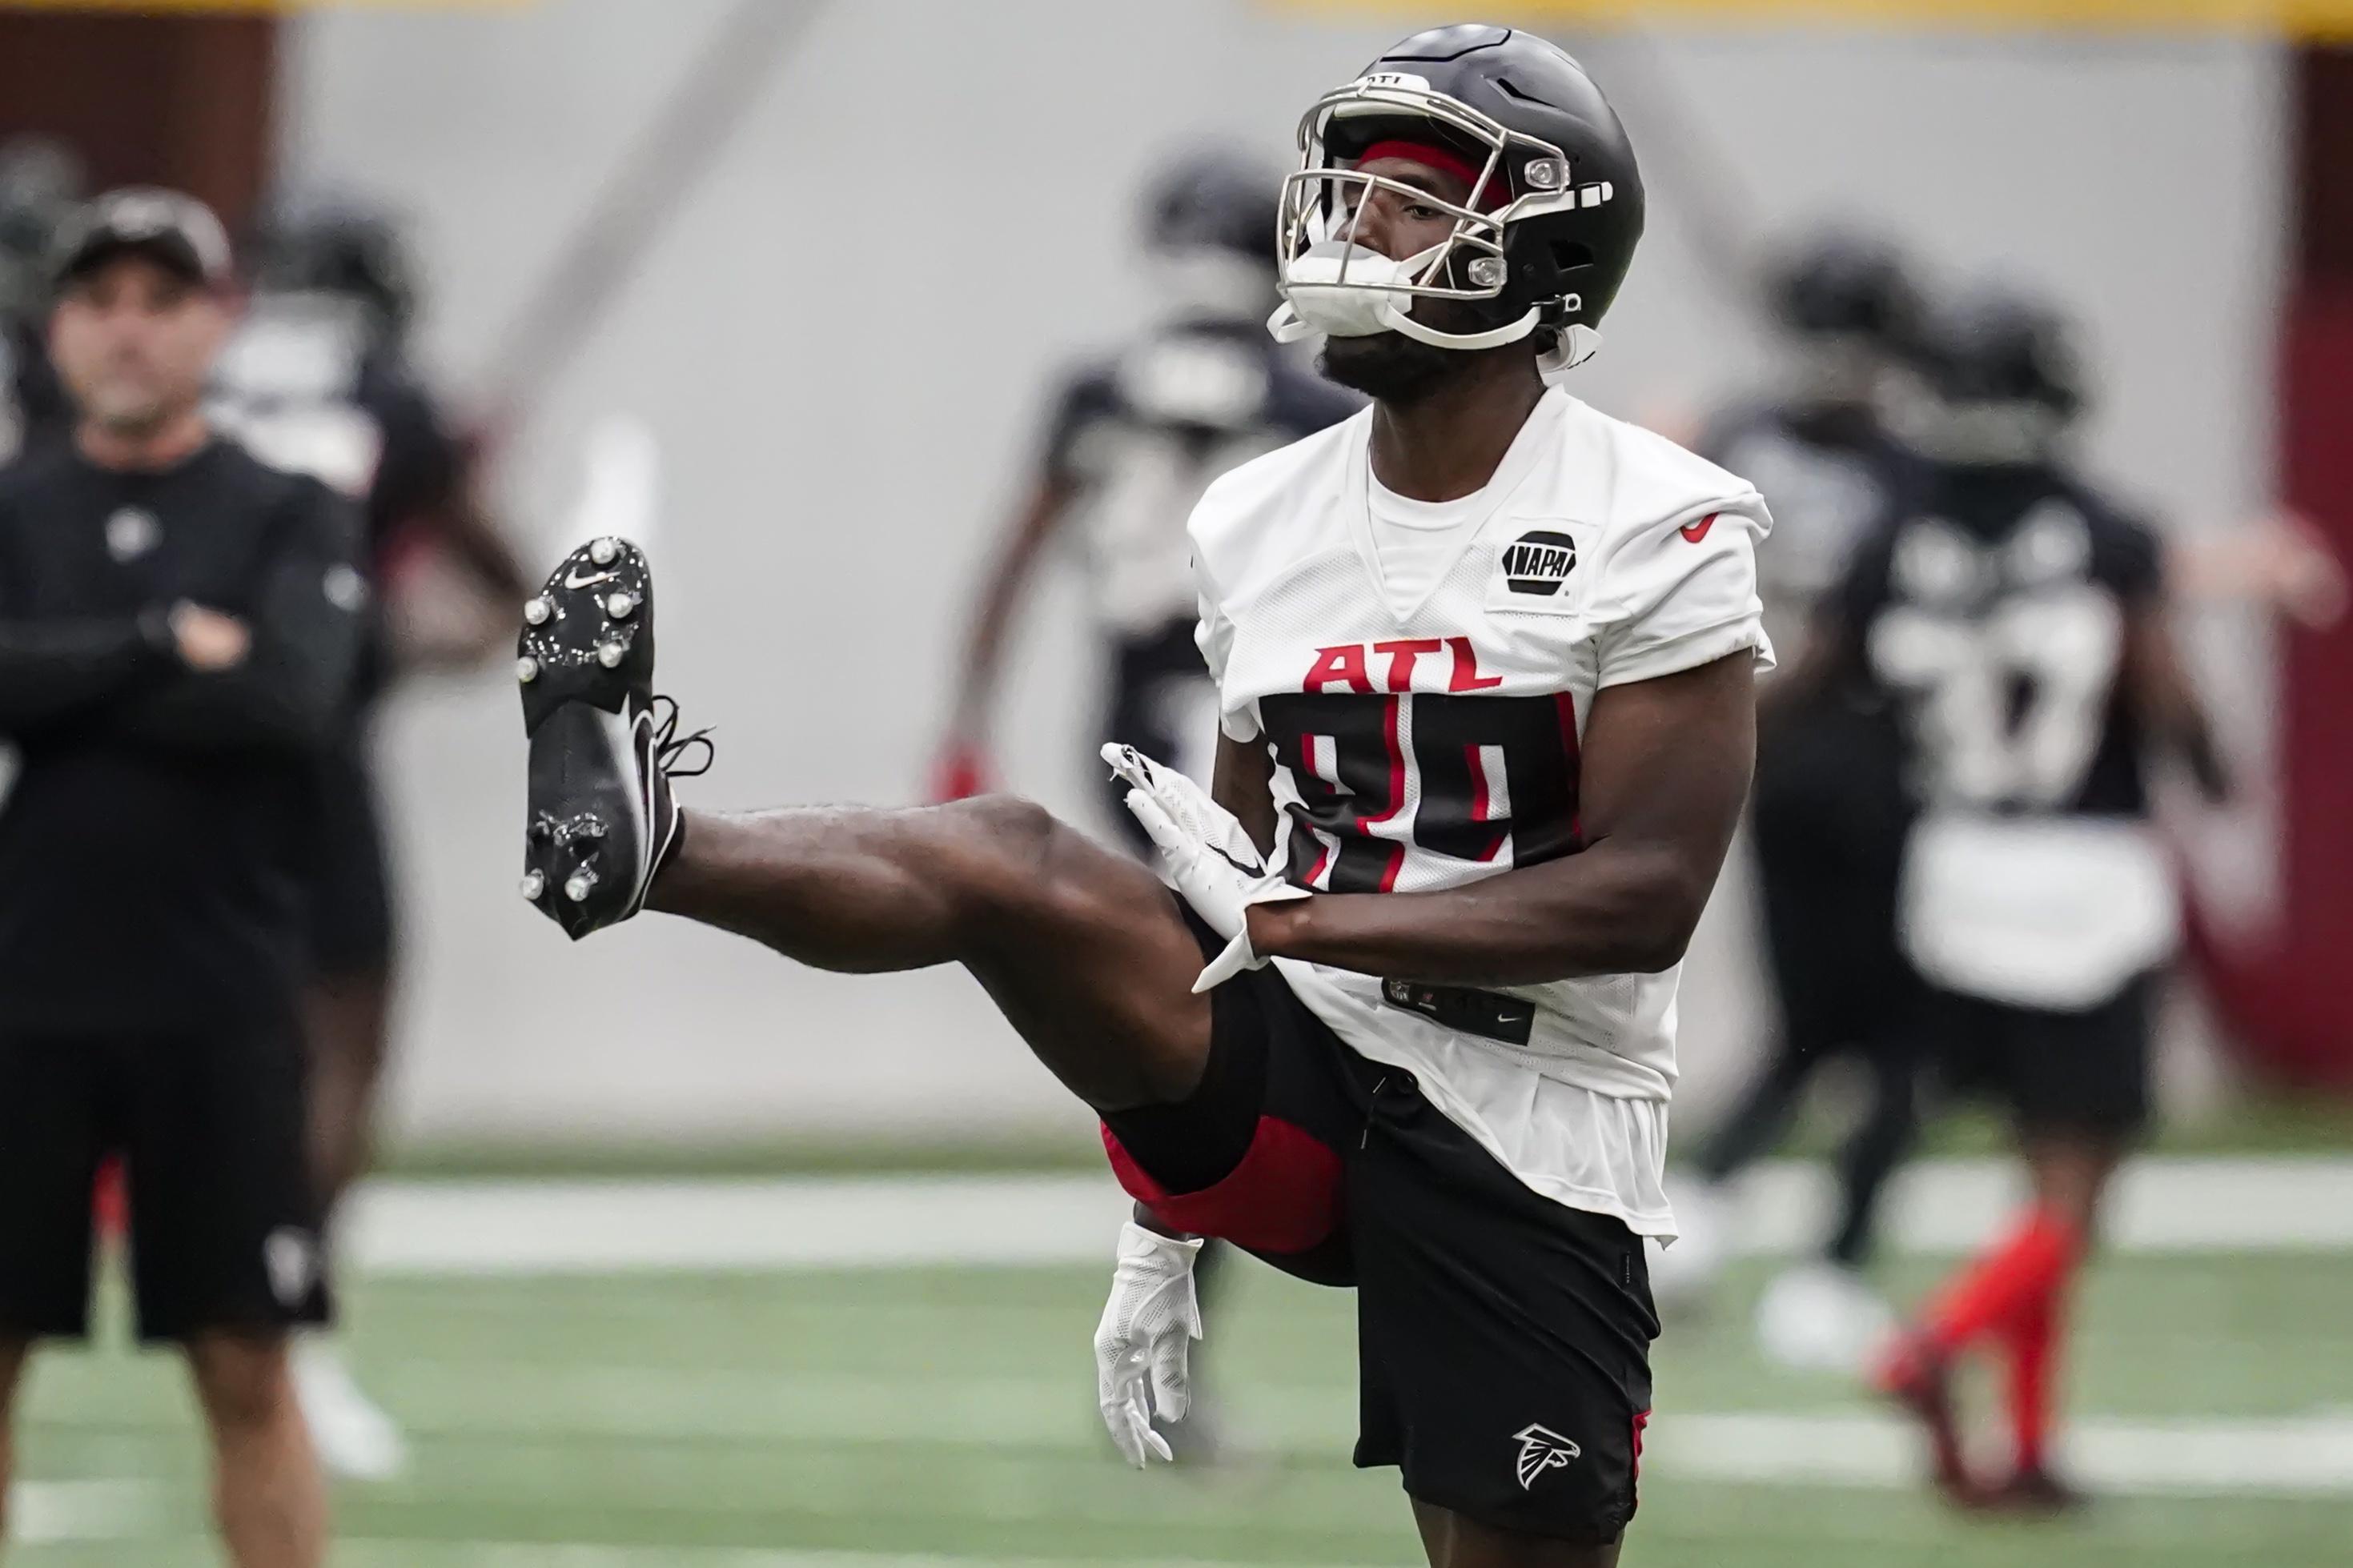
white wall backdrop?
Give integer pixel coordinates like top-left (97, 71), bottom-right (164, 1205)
top-left (279, 3), bottom-right (2286, 1142)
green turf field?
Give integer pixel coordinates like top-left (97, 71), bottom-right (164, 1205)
top-left (13, 1248), bottom-right (2353, 1566)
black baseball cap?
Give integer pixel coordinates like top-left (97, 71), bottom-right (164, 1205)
top-left (52, 186), bottom-right (232, 290)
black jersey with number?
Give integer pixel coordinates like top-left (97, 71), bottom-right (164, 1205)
top-left (208, 292), bottom-right (463, 571)
top-left (208, 291), bottom-right (465, 705)
top-left (1837, 461), bottom-right (2162, 820)
top-left (1700, 402), bottom-right (1913, 644)
top-left (1040, 319), bottom-right (1360, 638)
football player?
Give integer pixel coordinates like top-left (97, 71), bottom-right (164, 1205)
top-left (934, 146), bottom-right (1360, 829)
top-left (518, 27), bottom-right (1773, 1566)
top-left (1780, 284), bottom-right (2230, 1510)
top-left (0, 136), bottom-right (81, 463)
top-left (212, 190), bottom-right (527, 1479)
top-left (1653, 235), bottom-right (1925, 1359)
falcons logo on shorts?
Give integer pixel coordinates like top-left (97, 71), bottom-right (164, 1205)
top-left (1514, 1423), bottom-right (1582, 1490)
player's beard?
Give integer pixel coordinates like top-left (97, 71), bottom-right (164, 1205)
top-left (1317, 331), bottom-right (1462, 405)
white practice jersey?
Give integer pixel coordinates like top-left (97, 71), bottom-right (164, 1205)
top-left (1191, 388), bottom-right (1773, 1233)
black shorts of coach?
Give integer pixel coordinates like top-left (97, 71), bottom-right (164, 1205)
top-left (1102, 910), bottom-right (1659, 1545)
top-left (0, 1019), bottom-right (331, 1344)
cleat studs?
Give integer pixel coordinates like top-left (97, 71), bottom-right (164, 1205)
top-left (596, 640), bottom-right (626, 668)
top-left (589, 537), bottom-right (619, 567)
top-left (564, 868), bottom-right (596, 903)
top-left (605, 591), bottom-right (636, 620)
top-left (519, 870), bottom-right (545, 900)
top-left (524, 596), bottom-right (552, 626)
top-left (516, 656), bottom-right (540, 683)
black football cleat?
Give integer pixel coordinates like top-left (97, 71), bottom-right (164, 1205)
top-left (516, 536), bottom-right (712, 940)
top-left (1977, 1465), bottom-right (2091, 1517)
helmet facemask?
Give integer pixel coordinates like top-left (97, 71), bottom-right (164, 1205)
top-left (1271, 76), bottom-right (1612, 376)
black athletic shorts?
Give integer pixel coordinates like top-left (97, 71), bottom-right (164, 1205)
top-left (1102, 909), bottom-right (1658, 1545)
top-left (304, 735), bottom-right (398, 976)
top-left (1931, 976), bottom-right (2154, 1141)
top-left (0, 1022), bottom-right (332, 1343)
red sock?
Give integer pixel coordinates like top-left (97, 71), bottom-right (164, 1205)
top-left (2004, 1281), bottom-right (2067, 1474)
top-left (92, 1157), bottom-right (129, 1242)
top-left (1919, 1207), bottom-right (2078, 1357)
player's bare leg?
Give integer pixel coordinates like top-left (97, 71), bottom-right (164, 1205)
top-left (651, 799), bottom-right (1214, 1109)
top-left (1876, 1129), bottom-right (2117, 1510)
top-left (1973, 1133), bottom-right (2122, 1514)
top-left (1411, 1498), bottom-right (1620, 1568)
top-left (2023, 1134), bottom-right (2121, 1238)
top-left (518, 538), bottom-right (1217, 1112)
top-left (0, 1336), bottom-right (26, 1550)
top-left (304, 970), bottom-right (391, 1219)
top-left (294, 969), bottom-right (408, 1480)
top-left (186, 1333), bottom-right (327, 1568)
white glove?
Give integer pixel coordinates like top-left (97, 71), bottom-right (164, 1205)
top-left (1094, 1219), bottom-right (1205, 1468)
top-left (1102, 744), bottom-right (1307, 993)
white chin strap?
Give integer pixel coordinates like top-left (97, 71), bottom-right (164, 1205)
top-left (1269, 239), bottom-right (1604, 378)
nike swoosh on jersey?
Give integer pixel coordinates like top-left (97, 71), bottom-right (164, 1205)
top-left (564, 569), bottom-right (619, 590)
top-left (1678, 514), bottom-right (1718, 544)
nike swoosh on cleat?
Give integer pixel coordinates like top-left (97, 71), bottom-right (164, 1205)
top-left (564, 569), bottom-right (618, 590)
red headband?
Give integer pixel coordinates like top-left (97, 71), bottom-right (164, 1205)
top-left (1354, 139), bottom-right (1504, 211)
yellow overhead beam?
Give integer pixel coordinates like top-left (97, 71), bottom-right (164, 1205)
top-left (1, 2), bottom-right (533, 12)
top-left (1271, 1), bottom-right (2353, 40)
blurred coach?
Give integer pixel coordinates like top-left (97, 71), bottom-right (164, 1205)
top-left (0, 190), bottom-right (361, 1568)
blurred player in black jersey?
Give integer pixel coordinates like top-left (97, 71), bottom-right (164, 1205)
top-left (209, 190), bottom-right (528, 1478)
top-left (0, 136), bottom-right (82, 463)
top-left (1779, 285), bottom-right (2231, 1510)
top-left (934, 148), bottom-right (1361, 828)
top-left (1652, 235), bottom-right (1923, 1361)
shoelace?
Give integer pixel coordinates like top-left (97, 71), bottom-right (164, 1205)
top-left (649, 695), bottom-right (716, 779)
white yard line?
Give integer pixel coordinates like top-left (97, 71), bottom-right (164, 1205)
top-left (1658, 1410), bottom-right (2353, 1498)
top-left (6, 1479), bottom-right (159, 1543)
top-left (343, 1156), bottom-right (2353, 1275)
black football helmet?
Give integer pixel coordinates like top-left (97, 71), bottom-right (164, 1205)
top-left (248, 189), bottom-right (418, 348)
top-left (1904, 282), bottom-right (2087, 462)
top-left (1767, 231), bottom-right (1918, 347)
top-left (1761, 229), bottom-right (1920, 415)
top-left (1144, 146), bottom-right (1281, 323)
top-left (1148, 147), bottom-right (1275, 263)
top-left (1271, 24), bottom-right (1644, 372)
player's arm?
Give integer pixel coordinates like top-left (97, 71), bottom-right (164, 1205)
top-left (100, 483), bottom-right (365, 754)
top-left (2122, 578), bottom-right (2231, 805)
top-left (935, 372), bottom-right (1109, 792)
top-left (419, 442), bottom-right (529, 603)
top-left (379, 391), bottom-right (529, 671)
top-left (942, 470), bottom-right (1078, 752)
top-left (1248, 649), bottom-right (1756, 985)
